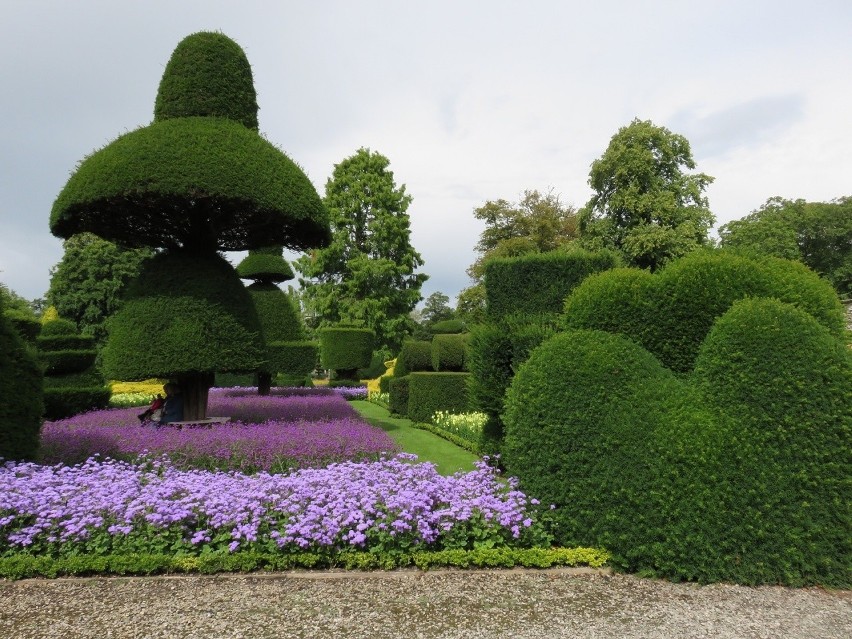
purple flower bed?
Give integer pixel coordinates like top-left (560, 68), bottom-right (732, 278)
top-left (39, 390), bottom-right (397, 472)
top-left (0, 455), bottom-right (545, 556)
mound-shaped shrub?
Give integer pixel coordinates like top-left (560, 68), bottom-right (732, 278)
top-left (684, 298), bottom-right (852, 586)
top-left (431, 334), bottom-right (469, 371)
top-left (393, 340), bottom-right (433, 378)
top-left (502, 330), bottom-right (679, 559)
top-left (429, 319), bottom-right (466, 334)
top-left (3, 309), bottom-right (41, 343)
top-left (407, 372), bottom-right (471, 424)
top-left (563, 250), bottom-right (846, 373)
top-left (0, 298), bottom-right (43, 460)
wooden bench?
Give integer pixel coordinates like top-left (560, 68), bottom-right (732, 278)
top-left (159, 417), bottom-right (231, 429)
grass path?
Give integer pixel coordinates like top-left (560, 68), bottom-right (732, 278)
top-left (350, 400), bottom-right (479, 475)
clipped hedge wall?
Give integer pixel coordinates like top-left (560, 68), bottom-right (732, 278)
top-left (484, 249), bottom-right (619, 320)
top-left (388, 375), bottom-right (410, 416)
top-left (318, 327), bottom-right (375, 374)
top-left (407, 372), bottom-right (471, 424)
top-left (40, 350), bottom-right (98, 376)
top-left (0, 298), bottom-right (43, 460)
top-left (431, 334), bottom-right (469, 372)
top-left (393, 340), bottom-right (433, 378)
top-left (430, 319), bottom-right (466, 334)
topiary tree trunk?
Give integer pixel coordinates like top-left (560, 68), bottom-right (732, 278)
top-left (178, 372), bottom-right (214, 421)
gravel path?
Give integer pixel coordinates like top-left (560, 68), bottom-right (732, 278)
top-left (2, 568), bottom-right (850, 638)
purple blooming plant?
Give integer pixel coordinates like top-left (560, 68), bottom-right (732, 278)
top-left (0, 455), bottom-right (551, 557)
top-left (39, 390), bottom-right (397, 472)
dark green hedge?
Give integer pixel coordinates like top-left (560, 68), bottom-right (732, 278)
top-left (563, 250), bottom-right (847, 374)
top-left (430, 319), bottom-right (466, 334)
top-left (388, 375), bottom-right (410, 416)
top-left (267, 341), bottom-right (318, 378)
top-left (40, 350), bottom-right (97, 376)
top-left (246, 282), bottom-right (305, 344)
top-left (50, 117), bottom-right (330, 252)
top-left (683, 298), bottom-right (852, 586)
top-left (407, 372), bottom-right (471, 424)
top-left (318, 327), bottom-right (375, 373)
top-left (43, 385), bottom-right (112, 421)
top-left (40, 318), bottom-right (77, 337)
top-left (154, 32), bottom-right (259, 131)
top-left (101, 251), bottom-right (264, 381)
top-left (0, 298), bottom-right (43, 460)
top-left (236, 249), bottom-right (294, 283)
top-left (393, 340), bottom-right (433, 378)
top-left (431, 334), bottom-right (469, 371)
top-left (36, 334), bottom-right (94, 351)
top-left (3, 309), bottom-right (40, 342)
top-left (484, 249), bottom-right (619, 320)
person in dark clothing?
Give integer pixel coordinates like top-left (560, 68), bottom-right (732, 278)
top-left (158, 382), bottom-right (184, 425)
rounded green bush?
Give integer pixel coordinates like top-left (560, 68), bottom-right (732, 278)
top-left (563, 250), bottom-right (847, 374)
top-left (502, 330), bottom-right (681, 554)
top-left (40, 350), bottom-right (97, 376)
top-left (267, 341), bottom-right (317, 379)
top-left (563, 267), bottom-right (655, 349)
top-left (3, 309), bottom-right (41, 342)
top-left (154, 32), bottom-right (259, 130)
top-left (430, 319), bottom-right (466, 334)
top-left (50, 117), bottom-right (330, 252)
top-left (101, 250), bottom-right (264, 380)
top-left (0, 298), bottom-right (43, 460)
top-left (40, 318), bottom-right (77, 337)
top-left (431, 334), bottom-right (469, 371)
top-left (393, 340), bottom-right (433, 378)
top-left (685, 298), bottom-right (852, 586)
top-left (246, 282), bottom-right (305, 344)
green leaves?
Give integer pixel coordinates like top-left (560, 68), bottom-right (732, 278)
top-left (581, 118), bottom-right (715, 270)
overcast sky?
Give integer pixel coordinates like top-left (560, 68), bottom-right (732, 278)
top-left (1, 0), bottom-right (850, 305)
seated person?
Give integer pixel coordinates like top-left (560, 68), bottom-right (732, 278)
top-left (138, 394), bottom-right (164, 422)
top-left (158, 382), bottom-right (184, 424)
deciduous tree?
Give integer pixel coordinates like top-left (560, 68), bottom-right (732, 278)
top-left (579, 118), bottom-right (714, 270)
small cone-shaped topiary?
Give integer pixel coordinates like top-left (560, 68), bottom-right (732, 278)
top-left (38, 316), bottom-right (109, 420)
top-left (236, 247), bottom-right (314, 394)
top-left (49, 32), bottom-right (331, 419)
top-left (0, 295), bottom-right (44, 460)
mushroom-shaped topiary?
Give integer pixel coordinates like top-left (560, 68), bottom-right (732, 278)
top-left (236, 246), bottom-right (315, 394)
top-left (49, 32), bottom-right (331, 420)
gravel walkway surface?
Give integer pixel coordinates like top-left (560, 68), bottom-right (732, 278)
top-left (2, 568), bottom-right (850, 639)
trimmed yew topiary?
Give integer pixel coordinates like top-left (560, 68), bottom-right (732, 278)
top-left (49, 32), bottom-right (330, 419)
top-left (38, 316), bottom-right (109, 420)
top-left (431, 334), bottom-right (469, 372)
top-left (0, 296), bottom-right (43, 460)
top-left (318, 327), bottom-right (375, 380)
top-left (392, 340), bottom-right (433, 378)
top-left (407, 372), bottom-right (471, 424)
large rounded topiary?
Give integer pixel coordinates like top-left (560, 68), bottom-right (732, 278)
top-left (49, 32), bottom-right (331, 419)
top-left (563, 250), bottom-right (846, 373)
top-left (502, 330), bottom-right (681, 560)
top-left (0, 296), bottom-right (43, 460)
top-left (318, 327), bottom-right (375, 381)
top-left (686, 298), bottom-right (852, 586)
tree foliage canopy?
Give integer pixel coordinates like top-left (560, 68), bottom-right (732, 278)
top-left (579, 118), bottom-right (715, 270)
top-left (719, 196), bottom-right (852, 295)
top-left (295, 148), bottom-right (427, 351)
top-left (47, 233), bottom-right (154, 342)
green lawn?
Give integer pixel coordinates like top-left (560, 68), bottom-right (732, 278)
top-left (350, 400), bottom-right (479, 475)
